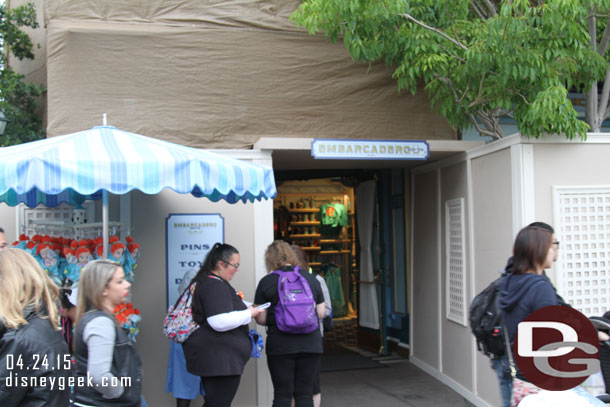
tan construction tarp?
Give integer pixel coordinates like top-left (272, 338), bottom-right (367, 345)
top-left (45, 0), bottom-right (455, 148)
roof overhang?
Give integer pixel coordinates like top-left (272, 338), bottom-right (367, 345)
top-left (254, 137), bottom-right (485, 171)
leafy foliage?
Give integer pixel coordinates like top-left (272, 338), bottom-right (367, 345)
top-left (292, 0), bottom-right (610, 139)
top-left (0, 2), bottom-right (45, 146)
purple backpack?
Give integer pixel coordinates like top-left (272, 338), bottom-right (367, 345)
top-left (273, 266), bottom-right (319, 334)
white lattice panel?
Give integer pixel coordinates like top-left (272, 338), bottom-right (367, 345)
top-left (20, 202), bottom-right (96, 239)
top-left (446, 197), bottom-right (467, 326)
top-left (554, 187), bottom-right (610, 317)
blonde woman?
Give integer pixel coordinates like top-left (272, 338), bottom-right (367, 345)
top-left (73, 260), bottom-right (142, 407)
top-left (0, 248), bottom-right (71, 406)
top-left (254, 240), bottom-right (325, 407)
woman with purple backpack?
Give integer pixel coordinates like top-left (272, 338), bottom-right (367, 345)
top-left (254, 240), bottom-right (326, 407)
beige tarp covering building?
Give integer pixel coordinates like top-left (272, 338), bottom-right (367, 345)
top-left (43, 0), bottom-right (454, 148)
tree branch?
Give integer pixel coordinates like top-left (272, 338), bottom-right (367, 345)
top-left (604, 105), bottom-right (610, 122)
top-left (458, 78), bottom-right (471, 104)
top-left (588, 6), bottom-right (598, 51)
top-left (587, 6), bottom-right (599, 130)
top-left (434, 74), bottom-right (463, 104)
top-left (505, 0), bottom-right (523, 17)
top-left (470, 1), bottom-right (487, 19)
top-left (469, 73), bottom-right (488, 108)
top-left (598, 16), bottom-right (610, 56)
top-left (400, 13), bottom-right (469, 50)
top-left (437, 43), bottom-right (467, 63)
top-left (468, 112), bottom-right (500, 139)
top-left (478, 110), bottom-right (506, 138)
top-left (587, 82), bottom-right (599, 131)
top-left (482, 0), bottom-right (497, 17)
top-left (515, 92), bottom-right (531, 105)
top-left (597, 68), bottom-right (610, 130)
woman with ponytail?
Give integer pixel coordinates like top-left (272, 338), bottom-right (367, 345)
top-left (182, 243), bottom-right (263, 407)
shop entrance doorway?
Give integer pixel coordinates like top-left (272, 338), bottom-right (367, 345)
top-left (377, 169), bottom-right (409, 354)
top-left (356, 169), bottom-right (409, 355)
top-left (273, 170), bottom-right (409, 355)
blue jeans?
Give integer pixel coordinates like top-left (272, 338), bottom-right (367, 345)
top-left (491, 354), bottom-right (512, 407)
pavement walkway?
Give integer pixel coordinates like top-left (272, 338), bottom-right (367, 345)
top-left (320, 347), bottom-right (475, 407)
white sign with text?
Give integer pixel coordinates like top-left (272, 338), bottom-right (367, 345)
top-left (166, 213), bottom-right (224, 307)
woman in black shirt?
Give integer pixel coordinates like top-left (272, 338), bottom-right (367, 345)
top-left (254, 240), bottom-right (325, 407)
top-left (183, 243), bottom-right (263, 407)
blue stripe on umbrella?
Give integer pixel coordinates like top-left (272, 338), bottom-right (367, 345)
top-left (74, 131), bottom-right (96, 193)
top-left (43, 144), bottom-right (62, 194)
top-left (155, 136), bottom-right (189, 193)
top-left (99, 127), bottom-right (128, 192)
top-left (0, 188), bottom-right (102, 208)
top-left (16, 158), bottom-right (31, 194)
top-left (172, 146), bottom-right (193, 194)
top-left (128, 130), bottom-right (160, 193)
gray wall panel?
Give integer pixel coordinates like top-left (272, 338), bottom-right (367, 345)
top-left (412, 171), bottom-right (440, 368)
top-left (440, 162), bottom-right (472, 388)
top-left (471, 148), bottom-right (513, 406)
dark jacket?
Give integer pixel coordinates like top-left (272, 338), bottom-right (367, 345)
top-left (504, 256), bottom-right (569, 307)
top-left (0, 308), bottom-right (71, 407)
top-left (499, 272), bottom-right (559, 381)
top-left (73, 310), bottom-right (142, 407)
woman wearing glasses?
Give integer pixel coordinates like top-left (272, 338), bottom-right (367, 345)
top-left (498, 226), bottom-right (559, 406)
top-left (183, 243), bottom-right (263, 407)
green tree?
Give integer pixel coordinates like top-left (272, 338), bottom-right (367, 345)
top-left (292, 0), bottom-right (610, 140)
top-left (0, 2), bottom-right (45, 146)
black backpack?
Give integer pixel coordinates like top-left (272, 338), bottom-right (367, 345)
top-left (469, 273), bottom-right (506, 357)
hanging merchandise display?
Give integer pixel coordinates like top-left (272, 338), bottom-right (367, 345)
top-left (114, 302), bottom-right (142, 341)
top-left (319, 202), bottom-right (349, 237)
top-left (274, 205), bottom-right (291, 240)
top-left (324, 265), bottom-right (347, 318)
top-left (12, 234), bottom-right (142, 287)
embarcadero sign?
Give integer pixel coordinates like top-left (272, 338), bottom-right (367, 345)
top-left (311, 139), bottom-right (429, 160)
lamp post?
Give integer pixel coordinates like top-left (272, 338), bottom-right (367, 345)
top-left (0, 111), bottom-right (8, 136)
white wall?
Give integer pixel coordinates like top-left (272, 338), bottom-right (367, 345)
top-left (0, 204), bottom-right (18, 241)
top-left (532, 142), bottom-right (610, 284)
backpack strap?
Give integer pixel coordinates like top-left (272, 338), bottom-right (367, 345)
top-left (502, 323), bottom-right (517, 379)
top-left (172, 279), bottom-right (197, 310)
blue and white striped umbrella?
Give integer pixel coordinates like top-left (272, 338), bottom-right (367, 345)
top-left (0, 125), bottom-right (277, 207)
